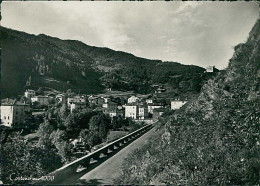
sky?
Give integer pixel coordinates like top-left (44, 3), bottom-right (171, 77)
top-left (1, 2), bottom-right (259, 69)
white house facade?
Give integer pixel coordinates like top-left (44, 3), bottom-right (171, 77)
top-left (31, 96), bottom-right (49, 106)
top-left (125, 104), bottom-right (138, 119)
top-left (171, 99), bottom-right (188, 110)
top-left (24, 90), bottom-right (36, 99)
top-left (1, 100), bottom-right (30, 128)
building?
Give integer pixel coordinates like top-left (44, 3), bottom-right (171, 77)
top-left (125, 102), bottom-right (149, 120)
top-left (56, 94), bottom-right (65, 103)
top-left (125, 103), bottom-right (139, 119)
top-left (67, 96), bottom-right (86, 108)
top-left (103, 97), bottom-right (111, 103)
top-left (24, 89), bottom-right (36, 99)
top-left (153, 108), bottom-right (166, 121)
top-left (70, 102), bottom-right (87, 113)
top-left (171, 98), bottom-right (188, 110)
top-left (88, 96), bottom-right (104, 107)
top-left (31, 96), bottom-right (49, 106)
top-left (102, 101), bottom-right (117, 111)
top-left (93, 107), bottom-right (107, 114)
top-left (155, 87), bottom-right (166, 94)
top-left (128, 96), bottom-right (139, 103)
top-left (147, 103), bottom-right (164, 114)
top-left (146, 99), bottom-right (153, 104)
top-left (1, 99), bottom-right (30, 128)
top-left (138, 104), bottom-right (148, 120)
top-left (205, 66), bottom-right (215, 73)
top-left (108, 109), bottom-right (124, 118)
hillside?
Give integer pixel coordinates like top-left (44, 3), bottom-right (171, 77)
top-left (0, 28), bottom-right (103, 98)
top-left (0, 27), bottom-right (213, 98)
top-left (116, 15), bottom-right (260, 185)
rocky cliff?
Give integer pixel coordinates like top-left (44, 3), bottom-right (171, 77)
top-left (116, 15), bottom-right (260, 185)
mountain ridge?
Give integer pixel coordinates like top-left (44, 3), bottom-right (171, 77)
top-left (0, 26), bottom-right (212, 99)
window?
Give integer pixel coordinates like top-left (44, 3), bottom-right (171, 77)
top-left (4, 116), bottom-right (6, 119)
top-left (8, 116), bottom-right (9, 120)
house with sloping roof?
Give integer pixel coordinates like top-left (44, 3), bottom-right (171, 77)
top-left (127, 96), bottom-right (139, 103)
top-left (1, 99), bottom-right (30, 128)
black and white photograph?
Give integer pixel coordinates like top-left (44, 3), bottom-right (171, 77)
top-left (0, 1), bottom-right (259, 185)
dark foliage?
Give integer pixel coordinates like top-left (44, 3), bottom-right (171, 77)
top-left (0, 27), bottom-right (214, 98)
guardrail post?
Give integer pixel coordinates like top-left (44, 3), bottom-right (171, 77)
top-left (113, 143), bottom-right (119, 149)
top-left (92, 153), bottom-right (101, 160)
top-left (80, 158), bottom-right (90, 167)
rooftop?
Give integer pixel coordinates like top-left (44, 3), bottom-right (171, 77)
top-left (153, 108), bottom-right (167, 112)
top-left (171, 97), bottom-right (188, 101)
top-left (71, 102), bottom-right (86, 105)
top-left (1, 98), bottom-right (29, 106)
top-left (25, 89), bottom-right (35, 92)
top-left (125, 103), bottom-right (138, 106)
top-left (32, 95), bottom-right (49, 98)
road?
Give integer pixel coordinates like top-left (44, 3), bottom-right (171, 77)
top-left (71, 126), bottom-right (156, 185)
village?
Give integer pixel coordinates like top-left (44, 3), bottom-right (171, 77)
top-left (1, 89), bottom-right (188, 129)
top-left (0, 87), bottom-right (189, 157)
top-left (0, 66), bottom-right (217, 163)
top-left (0, 65), bottom-right (219, 130)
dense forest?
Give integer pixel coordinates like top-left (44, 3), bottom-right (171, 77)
top-left (116, 15), bottom-right (260, 185)
top-left (100, 64), bottom-right (216, 95)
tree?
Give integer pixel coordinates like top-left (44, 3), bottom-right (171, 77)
top-left (86, 131), bottom-right (102, 147)
top-left (79, 129), bottom-right (89, 143)
top-left (1, 134), bottom-right (62, 184)
top-left (64, 113), bottom-right (81, 139)
top-left (50, 129), bottom-right (72, 163)
top-left (22, 111), bottom-right (40, 132)
top-left (58, 103), bottom-right (69, 123)
top-left (89, 113), bottom-right (111, 141)
top-left (37, 119), bottom-right (54, 149)
top-left (111, 116), bottom-right (123, 129)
